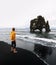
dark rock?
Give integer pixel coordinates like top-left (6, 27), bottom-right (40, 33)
top-left (30, 15), bottom-right (51, 33)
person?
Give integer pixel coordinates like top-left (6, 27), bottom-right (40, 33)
top-left (10, 28), bottom-right (17, 53)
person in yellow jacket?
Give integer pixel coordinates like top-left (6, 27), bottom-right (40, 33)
top-left (10, 28), bottom-right (17, 53)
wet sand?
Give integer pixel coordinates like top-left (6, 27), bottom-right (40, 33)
top-left (0, 41), bottom-right (47, 65)
top-left (16, 39), bottom-right (56, 65)
top-left (34, 44), bottom-right (56, 65)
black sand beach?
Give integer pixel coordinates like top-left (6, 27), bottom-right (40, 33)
top-left (0, 41), bottom-right (47, 65)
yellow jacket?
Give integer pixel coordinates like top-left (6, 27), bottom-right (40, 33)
top-left (10, 31), bottom-right (16, 41)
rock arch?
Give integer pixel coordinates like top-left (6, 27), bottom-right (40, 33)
top-left (30, 15), bottom-right (51, 32)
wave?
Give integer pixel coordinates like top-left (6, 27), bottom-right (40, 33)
top-left (16, 34), bottom-right (56, 47)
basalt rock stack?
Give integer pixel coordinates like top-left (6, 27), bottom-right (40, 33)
top-left (30, 15), bottom-right (50, 33)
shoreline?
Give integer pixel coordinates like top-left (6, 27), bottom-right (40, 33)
top-left (0, 41), bottom-right (47, 65)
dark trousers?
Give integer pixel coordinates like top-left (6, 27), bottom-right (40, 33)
top-left (11, 41), bottom-right (16, 48)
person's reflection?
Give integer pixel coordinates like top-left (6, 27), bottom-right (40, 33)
top-left (34, 44), bottom-right (52, 59)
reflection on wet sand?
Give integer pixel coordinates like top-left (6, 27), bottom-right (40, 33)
top-left (34, 44), bottom-right (56, 65)
top-left (34, 44), bottom-right (53, 59)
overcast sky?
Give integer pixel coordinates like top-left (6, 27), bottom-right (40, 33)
top-left (0, 0), bottom-right (56, 28)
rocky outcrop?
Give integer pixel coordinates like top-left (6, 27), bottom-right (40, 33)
top-left (30, 15), bottom-right (51, 32)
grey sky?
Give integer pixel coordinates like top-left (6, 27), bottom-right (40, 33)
top-left (0, 0), bottom-right (56, 28)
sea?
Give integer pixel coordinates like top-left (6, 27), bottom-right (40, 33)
top-left (0, 28), bottom-right (56, 65)
top-left (0, 28), bottom-right (56, 47)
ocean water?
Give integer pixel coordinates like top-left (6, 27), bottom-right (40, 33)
top-left (0, 28), bottom-right (56, 47)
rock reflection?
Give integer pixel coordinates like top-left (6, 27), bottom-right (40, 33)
top-left (34, 44), bottom-right (53, 59)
